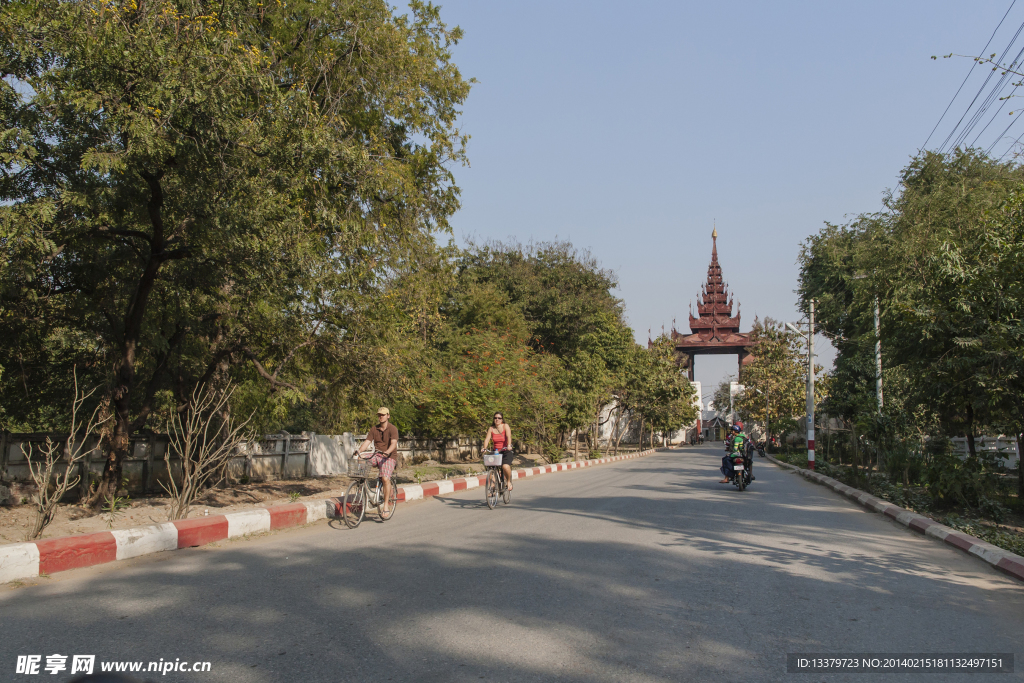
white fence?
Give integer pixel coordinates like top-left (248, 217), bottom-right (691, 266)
top-left (0, 431), bottom-right (322, 496)
top-left (950, 436), bottom-right (1020, 469)
top-left (0, 431), bottom-right (518, 496)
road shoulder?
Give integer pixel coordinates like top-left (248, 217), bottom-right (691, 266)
top-left (765, 453), bottom-right (1024, 583)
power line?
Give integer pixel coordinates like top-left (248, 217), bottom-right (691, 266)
top-left (986, 108), bottom-right (1024, 155)
top-left (924, 0), bottom-right (1017, 150)
top-left (954, 42), bottom-right (1024, 149)
top-left (939, 16), bottom-right (1024, 152)
top-left (971, 69), bottom-right (1024, 149)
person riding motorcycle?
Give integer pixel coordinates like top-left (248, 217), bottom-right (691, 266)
top-left (719, 424), bottom-right (754, 483)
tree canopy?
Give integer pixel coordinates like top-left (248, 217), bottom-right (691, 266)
top-left (0, 0), bottom-right (473, 498)
top-left (734, 318), bottom-right (807, 439)
top-left (798, 149), bottom-right (1024, 463)
top-left (1, 2), bottom-right (700, 488)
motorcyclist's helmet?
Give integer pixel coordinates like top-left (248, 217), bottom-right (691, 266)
top-left (731, 425), bottom-right (742, 432)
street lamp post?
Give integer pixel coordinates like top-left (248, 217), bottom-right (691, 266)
top-left (787, 299), bottom-right (816, 470)
top-left (807, 300), bottom-right (816, 470)
top-left (852, 273), bottom-right (883, 416)
top-left (874, 295), bottom-right (883, 415)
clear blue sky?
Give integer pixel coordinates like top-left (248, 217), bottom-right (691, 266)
top-left (424, 0), bottom-right (1018, 395)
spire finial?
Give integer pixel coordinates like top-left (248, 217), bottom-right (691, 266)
top-left (712, 219), bottom-right (717, 239)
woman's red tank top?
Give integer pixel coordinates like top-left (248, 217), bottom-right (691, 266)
top-left (492, 427), bottom-right (508, 450)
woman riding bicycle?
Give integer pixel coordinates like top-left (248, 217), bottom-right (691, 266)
top-left (482, 412), bottom-right (514, 491)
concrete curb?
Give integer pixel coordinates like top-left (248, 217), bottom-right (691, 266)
top-left (0, 449), bottom-right (659, 584)
top-left (765, 454), bottom-right (1024, 583)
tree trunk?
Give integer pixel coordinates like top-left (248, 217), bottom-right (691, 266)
top-left (610, 405), bottom-right (621, 455)
top-left (824, 416), bottom-right (830, 464)
top-left (614, 415), bottom-right (629, 456)
top-left (851, 421), bottom-right (860, 480)
top-left (965, 404), bottom-right (977, 460)
top-left (89, 172), bottom-right (176, 506)
top-left (1017, 432), bottom-right (1023, 500)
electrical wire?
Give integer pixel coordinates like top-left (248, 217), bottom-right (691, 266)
top-left (924, 0), bottom-right (1017, 150)
top-left (998, 118), bottom-right (1024, 158)
top-left (939, 17), bottom-right (1024, 152)
top-left (957, 43), bottom-right (1024, 149)
top-left (986, 108), bottom-right (1024, 155)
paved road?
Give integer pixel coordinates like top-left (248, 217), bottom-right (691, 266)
top-left (2, 446), bottom-right (1022, 682)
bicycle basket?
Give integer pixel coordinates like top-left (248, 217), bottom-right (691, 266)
top-left (347, 455), bottom-right (379, 479)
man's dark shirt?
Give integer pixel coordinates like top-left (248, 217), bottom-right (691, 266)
top-left (371, 422), bottom-right (399, 454)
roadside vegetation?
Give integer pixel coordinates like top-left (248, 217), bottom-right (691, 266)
top-left (788, 148), bottom-right (1024, 556)
top-left (0, 0), bottom-right (696, 533)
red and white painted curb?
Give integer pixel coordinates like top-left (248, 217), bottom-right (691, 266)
top-left (0, 449), bottom-right (658, 584)
top-left (766, 454), bottom-right (1024, 583)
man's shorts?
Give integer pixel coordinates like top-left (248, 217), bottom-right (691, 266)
top-left (368, 452), bottom-right (396, 479)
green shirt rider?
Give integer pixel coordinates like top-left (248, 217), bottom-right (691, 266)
top-left (719, 424), bottom-right (754, 483)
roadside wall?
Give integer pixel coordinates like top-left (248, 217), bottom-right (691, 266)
top-left (1, 430), bottom-right (570, 494)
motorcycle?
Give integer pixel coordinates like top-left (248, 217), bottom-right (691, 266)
top-left (756, 441), bottom-right (766, 458)
top-left (730, 453), bottom-right (751, 491)
top-left (724, 442), bottom-right (753, 491)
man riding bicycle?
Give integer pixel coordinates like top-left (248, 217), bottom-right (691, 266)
top-left (357, 406), bottom-right (399, 515)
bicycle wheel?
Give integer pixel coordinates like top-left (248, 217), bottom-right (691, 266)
top-left (501, 471), bottom-right (511, 505)
top-left (378, 474), bottom-right (398, 521)
top-left (485, 469), bottom-right (499, 509)
top-left (343, 480), bottom-right (366, 528)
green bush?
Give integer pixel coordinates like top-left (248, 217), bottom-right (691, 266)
top-left (543, 443), bottom-right (564, 463)
top-left (924, 452), bottom-right (995, 509)
top-left (883, 447), bottom-right (926, 486)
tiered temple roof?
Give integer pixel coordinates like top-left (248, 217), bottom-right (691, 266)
top-left (672, 228), bottom-right (753, 356)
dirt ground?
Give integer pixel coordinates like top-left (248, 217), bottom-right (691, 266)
top-left (0, 453), bottom-right (548, 544)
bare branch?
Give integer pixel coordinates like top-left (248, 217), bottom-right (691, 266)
top-left (240, 347), bottom-right (302, 392)
top-left (24, 369), bottom-right (111, 540)
top-left (162, 383), bottom-right (254, 520)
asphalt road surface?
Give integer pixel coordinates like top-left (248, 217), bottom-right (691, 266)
top-left (2, 446), bottom-right (1022, 682)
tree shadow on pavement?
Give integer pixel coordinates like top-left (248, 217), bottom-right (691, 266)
top-left (1, 450), bottom-right (1022, 683)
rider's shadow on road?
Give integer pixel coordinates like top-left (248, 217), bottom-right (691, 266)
top-left (435, 496), bottom-right (492, 509)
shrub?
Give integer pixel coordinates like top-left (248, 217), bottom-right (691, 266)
top-left (544, 443), bottom-right (564, 463)
top-left (924, 452), bottom-right (994, 509)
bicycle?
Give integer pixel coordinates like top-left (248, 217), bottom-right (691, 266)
top-left (484, 450), bottom-right (512, 509)
top-left (342, 451), bottom-right (398, 529)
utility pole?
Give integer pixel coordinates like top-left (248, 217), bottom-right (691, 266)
top-left (807, 300), bottom-right (816, 470)
top-left (874, 295), bottom-right (883, 415)
top-left (729, 380), bottom-right (740, 426)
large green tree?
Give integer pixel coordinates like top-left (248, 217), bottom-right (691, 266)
top-left (620, 336), bottom-right (697, 448)
top-left (0, 0), bottom-right (471, 500)
top-left (798, 150), bottom-right (1024, 453)
top-left (455, 240), bottom-right (633, 449)
top-left (735, 318), bottom-right (806, 440)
